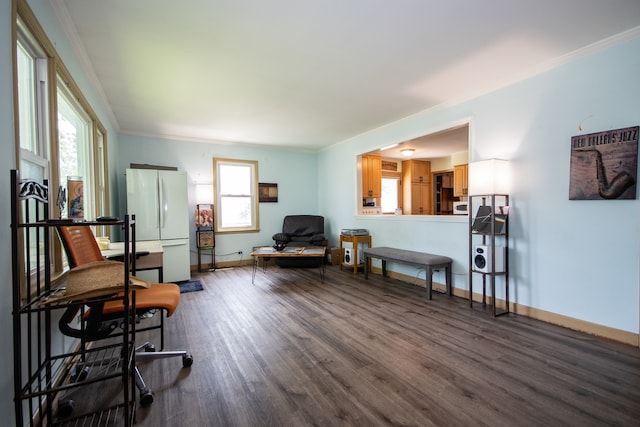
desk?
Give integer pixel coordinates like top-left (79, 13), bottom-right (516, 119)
top-left (250, 246), bottom-right (326, 284)
top-left (101, 240), bottom-right (164, 282)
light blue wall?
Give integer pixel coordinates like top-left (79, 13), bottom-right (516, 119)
top-left (2, 1), bottom-right (640, 423)
top-left (319, 35), bottom-right (640, 334)
top-left (117, 134), bottom-right (319, 265)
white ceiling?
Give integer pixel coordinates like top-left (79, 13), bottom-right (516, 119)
top-left (54, 0), bottom-right (640, 151)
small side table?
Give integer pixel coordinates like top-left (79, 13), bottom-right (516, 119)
top-left (340, 234), bottom-right (372, 274)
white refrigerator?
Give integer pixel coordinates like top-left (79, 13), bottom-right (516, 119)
top-left (126, 168), bottom-right (191, 282)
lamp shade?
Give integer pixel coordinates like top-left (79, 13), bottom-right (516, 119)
top-left (468, 159), bottom-right (509, 195)
top-left (195, 183), bottom-right (213, 204)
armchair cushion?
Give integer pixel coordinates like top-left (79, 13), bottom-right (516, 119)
top-left (282, 215), bottom-right (324, 237)
top-left (272, 232), bottom-right (290, 243)
top-left (309, 234), bottom-right (326, 245)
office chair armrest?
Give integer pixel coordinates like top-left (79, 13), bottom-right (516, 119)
top-left (106, 251), bottom-right (150, 262)
top-left (59, 302), bottom-right (118, 341)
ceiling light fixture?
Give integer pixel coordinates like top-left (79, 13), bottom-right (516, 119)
top-left (401, 148), bottom-right (415, 157)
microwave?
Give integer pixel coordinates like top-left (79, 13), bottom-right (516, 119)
top-left (453, 201), bottom-right (468, 215)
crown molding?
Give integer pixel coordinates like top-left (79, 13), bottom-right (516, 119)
top-left (49, 0), bottom-right (119, 132)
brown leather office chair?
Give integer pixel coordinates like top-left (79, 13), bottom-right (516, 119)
top-left (56, 225), bottom-right (192, 413)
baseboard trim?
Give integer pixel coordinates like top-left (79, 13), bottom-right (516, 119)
top-left (368, 266), bottom-right (639, 348)
top-left (191, 258), bottom-right (253, 272)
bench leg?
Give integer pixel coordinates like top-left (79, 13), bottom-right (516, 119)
top-left (382, 260), bottom-right (387, 277)
top-left (426, 266), bottom-right (433, 300)
top-left (446, 262), bottom-right (452, 296)
top-left (364, 255), bottom-right (369, 279)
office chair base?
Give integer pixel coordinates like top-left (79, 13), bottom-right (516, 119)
top-left (136, 341), bottom-right (194, 368)
top-left (140, 387), bottom-right (154, 407)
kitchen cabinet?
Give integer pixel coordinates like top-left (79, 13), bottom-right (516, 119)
top-left (362, 155), bottom-right (382, 198)
top-left (442, 172), bottom-right (453, 188)
top-left (402, 160), bottom-right (432, 214)
top-left (405, 159), bottom-right (431, 183)
top-left (454, 163), bottom-right (468, 197)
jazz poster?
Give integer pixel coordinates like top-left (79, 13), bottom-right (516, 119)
top-left (569, 126), bottom-right (638, 200)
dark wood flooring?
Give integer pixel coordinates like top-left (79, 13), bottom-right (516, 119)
top-left (83, 265), bottom-right (640, 426)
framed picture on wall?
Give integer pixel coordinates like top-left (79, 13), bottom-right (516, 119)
top-left (196, 204), bottom-right (213, 228)
top-left (569, 126), bottom-right (638, 200)
top-left (259, 183), bottom-right (278, 202)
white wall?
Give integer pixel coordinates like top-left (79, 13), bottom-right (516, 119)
top-left (319, 35), bottom-right (640, 335)
top-left (117, 134), bottom-right (319, 267)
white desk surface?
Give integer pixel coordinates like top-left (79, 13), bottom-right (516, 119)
top-left (101, 240), bottom-right (163, 257)
top-left (101, 240), bottom-right (164, 274)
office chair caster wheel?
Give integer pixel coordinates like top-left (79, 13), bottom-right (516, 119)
top-left (182, 354), bottom-right (194, 368)
top-left (57, 399), bottom-right (75, 418)
top-left (140, 387), bottom-right (154, 407)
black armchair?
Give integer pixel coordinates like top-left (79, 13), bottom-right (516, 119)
top-left (272, 215), bottom-right (327, 267)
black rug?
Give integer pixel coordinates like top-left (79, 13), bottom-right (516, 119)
top-left (178, 279), bottom-right (204, 293)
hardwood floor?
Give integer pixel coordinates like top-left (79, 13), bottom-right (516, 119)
top-left (127, 265), bottom-right (640, 426)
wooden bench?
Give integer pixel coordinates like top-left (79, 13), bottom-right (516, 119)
top-left (363, 247), bottom-right (453, 300)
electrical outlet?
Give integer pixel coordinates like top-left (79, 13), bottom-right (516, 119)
top-left (238, 251), bottom-right (243, 255)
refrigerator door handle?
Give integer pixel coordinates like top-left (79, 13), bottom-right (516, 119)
top-left (159, 177), bottom-right (167, 230)
top-left (162, 240), bottom-right (187, 247)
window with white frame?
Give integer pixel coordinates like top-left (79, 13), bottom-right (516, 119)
top-left (57, 80), bottom-right (94, 220)
top-left (16, 17), bottom-right (50, 274)
top-left (16, 17), bottom-right (49, 183)
top-left (213, 158), bottom-right (259, 233)
top-left (381, 176), bottom-right (401, 213)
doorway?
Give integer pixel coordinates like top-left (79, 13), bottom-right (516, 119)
top-left (433, 172), bottom-right (455, 215)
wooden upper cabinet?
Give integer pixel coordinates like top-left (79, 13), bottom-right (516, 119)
top-left (454, 163), bottom-right (468, 197)
top-left (441, 173), bottom-right (453, 188)
top-left (402, 160), bottom-right (432, 214)
top-left (405, 160), bottom-right (431, 183)
top-left (362, 155), bottom-right (382, 198)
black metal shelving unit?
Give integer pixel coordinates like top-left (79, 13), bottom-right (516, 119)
top-left (11, 170), bottom-right (137, 427)
top-left (468, 193), bottom-right (510, 316)
top-left (196, 204), bottom-right (215, 272)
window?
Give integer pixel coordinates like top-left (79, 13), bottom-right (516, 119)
top-left (16, 17), bottom-right (50, 275)
top-left (16, 17), bottom-right (49, 183)
top-left (57, 79), bottom-right (94, 220)
top-left (213, 158), bottom-right (259, 233)
top-left (96, 128), bottom-right (107, 218)
top-left (14, 0), bottom-right (110, 275)
top-left (381, 176), bottom-right (400, 214)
